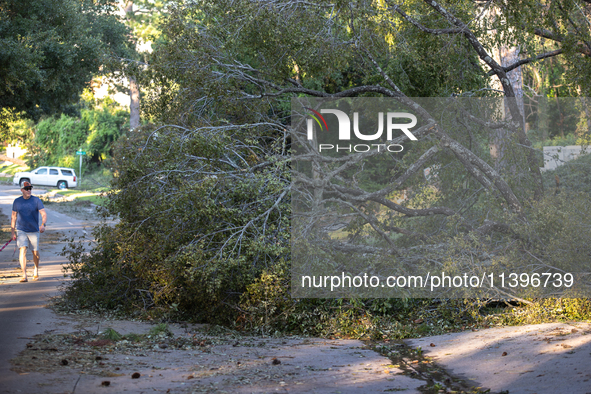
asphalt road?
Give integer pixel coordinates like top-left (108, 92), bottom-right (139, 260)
top-left (0, 185), bottom-right (95, 391)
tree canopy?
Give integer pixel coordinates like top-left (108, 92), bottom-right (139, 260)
top-left (0, 0), bottom-right (132, 122)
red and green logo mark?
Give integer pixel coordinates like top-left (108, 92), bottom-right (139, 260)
top-left (305, 107), bottom-right (329, 133)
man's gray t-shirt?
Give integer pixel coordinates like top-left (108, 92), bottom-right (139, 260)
top-left (12, 196), bottom-right (44, 232)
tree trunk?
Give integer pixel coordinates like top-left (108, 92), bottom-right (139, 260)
top-left (491, 45), bottom-right (525, 169)
top-left (124, 1), bottom-right (140, 130)
top-left (129, 76), bottom-right (140, 130)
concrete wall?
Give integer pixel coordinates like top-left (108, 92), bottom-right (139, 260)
top-left (542, 145), bottom-right (590, 171)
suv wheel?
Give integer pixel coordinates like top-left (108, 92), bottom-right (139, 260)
top-left (19, 179), bottom-right (30, 188)
top-left (57, 181), bottom-right (68, 190)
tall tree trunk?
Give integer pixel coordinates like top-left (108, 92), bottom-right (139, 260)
top-left (491, 45), bottom-right (526, 169)
top-left (129, 76), bottom-right (140, 130)
top-left (124, 1), bottom-right (140, 130)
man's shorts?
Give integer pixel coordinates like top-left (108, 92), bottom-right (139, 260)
top-left (16, 231), bottom-right (40, 251)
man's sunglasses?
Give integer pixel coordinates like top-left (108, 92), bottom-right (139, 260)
top-left (23, 186), bottom-right (33, 191)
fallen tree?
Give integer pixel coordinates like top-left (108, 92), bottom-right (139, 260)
top-left (60, 0), bottom-right (591, 323)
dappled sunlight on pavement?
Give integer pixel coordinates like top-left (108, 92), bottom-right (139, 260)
top-left (408, 322), bottom-right (591, 394)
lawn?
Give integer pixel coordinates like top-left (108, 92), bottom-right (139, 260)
top-left (48, 189), bottom-right (107, 206)
top-left (0, 163), bottom-right (29, 175)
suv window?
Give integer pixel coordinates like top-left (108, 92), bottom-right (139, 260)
top-left (50, 169), bottom-right (59, 175)
top-left (61, 169), bottom-right (73, 176)
top-left (37, 168), bottom-right (47, 175)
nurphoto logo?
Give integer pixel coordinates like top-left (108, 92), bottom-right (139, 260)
top-left (305, 107), bottom-right (418, 152)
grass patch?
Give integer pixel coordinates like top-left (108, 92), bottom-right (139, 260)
top-left (0, 163), bottom-right (28, 175)
top-left (0, 163), bottom-right (28, 185)
top-left (48, 190), bottom-right (107, 206)
top-left (77, 171), bottom-right (113, 190)
top-left (74, 194), bottom-right (105, 205)
top-left (149, 323), bottom-right (173, 337)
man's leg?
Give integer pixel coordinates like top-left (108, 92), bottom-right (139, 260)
top-left (16, 231), bottom-right (30, 282)
top-left (26, 232), bottom-right (41, 280)
top-left (32, 250), bottom-right (40, 279)
top-left (19, 247), bottom-right (28, 281)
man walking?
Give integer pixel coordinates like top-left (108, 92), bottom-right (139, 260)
top-left (11, 181), bottom-right (47, 282)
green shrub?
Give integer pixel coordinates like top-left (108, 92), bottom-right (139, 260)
top-left (542, 150), bottom-right (591, 194)
top-left (60, 124), bottom-right (290, 323)
top-left (59, 225), bottom-right (151, 314)
top-left (29, 104), bottom-right (127, 168)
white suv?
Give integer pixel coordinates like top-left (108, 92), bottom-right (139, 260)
top-left (13, 167), bottom-right (78, 189)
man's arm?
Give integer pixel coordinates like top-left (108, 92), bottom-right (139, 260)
top-left (39, 208), bottom-right (47, 233)
top-left (11, 211), bottom-right (17, 240)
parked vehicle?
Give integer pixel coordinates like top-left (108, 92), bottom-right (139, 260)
top-left (13, 167), bottom-right (78, 189)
